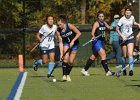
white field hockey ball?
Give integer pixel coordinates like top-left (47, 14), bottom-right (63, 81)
top-left (53, 79), bottom-right (56, 82)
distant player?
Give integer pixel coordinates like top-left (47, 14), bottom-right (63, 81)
top-left (33, 15), bottom-right (62, 77)
top-left (57, 15), bottom-right (81, 81)
top-left (135, 31), bottom-right (140, 51)
top-left (81, 11), bottom-right (115, 76)
top-left (116, 6), bottom-right (140, 76)
top-left (107, 14), bottom-right (122, 68)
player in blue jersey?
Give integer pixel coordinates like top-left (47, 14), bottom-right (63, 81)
top-left (57, 15), bottom-right (81, 81)
top-left (81, 11), bottom-right (115, 76)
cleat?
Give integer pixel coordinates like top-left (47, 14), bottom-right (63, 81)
top-left (81, 69), bottom-right (90, 76)
top-left (106, 71), bottom-right (115, 76)
top-left (47, 74), bottom-right (54, 78)
top-left (33, 64), bottom-right (38, 71)
top-left (123, 70), bottom-right (127, 76)
top-left (129, 70), bottom-right (133, 76)
top-left (62, 75), bottom-right (67, 81)
top-left (66, 75), bottom-right (71, 82)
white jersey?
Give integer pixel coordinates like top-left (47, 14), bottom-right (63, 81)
top-left (118, 16), bottom-right (135, 39)
top-left (39, 24), bottom-right (57, 50)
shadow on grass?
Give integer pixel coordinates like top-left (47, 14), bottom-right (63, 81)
top-left (31, 75), bottom-right (48, 78)
top-left (126, 84), bottom-right (140, 87)
top-left (131, 80), bottom-right (140, 81)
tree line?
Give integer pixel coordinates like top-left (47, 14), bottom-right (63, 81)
top-left (0, 0), bottom-right (127, 58)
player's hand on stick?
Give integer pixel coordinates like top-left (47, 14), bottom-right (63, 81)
top-left (121, 35), bottom-right (126, 41)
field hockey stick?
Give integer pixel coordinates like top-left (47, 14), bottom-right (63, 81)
top-left (30, 31), bottom-right (53, 52)
top-left (82, 34), bottom-right (102, 47)
top-left (119, 33), bottom-right (134, 46)
top-left (47, 48), bottom-right (71, 78)
top-left (115, 54), bottom-right (140, 77)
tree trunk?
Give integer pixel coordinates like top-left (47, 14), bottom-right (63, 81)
top-left (81, 0), bottom-right (86, 24)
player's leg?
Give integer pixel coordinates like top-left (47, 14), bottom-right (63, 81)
top-left (81, 54), bottom-right (97, 76)
top-left (127, 39), bottom-right (134, 76)
top-left (47, 49), bottom-right (55, 76)
top-left (135, 32), bottom-right (140, 51)
top-left (66, 45), bottom-right (79, 81)
top-left (121, 45), bottom-right (127, 75)
top-left (62, 45), bottom-right (70, 81)
top-left (33, 49), bottom-right (47, 71)
top-left (94, 40), bottom-right (114, 76)
top-left (113, 41), bottom-right (122, 68)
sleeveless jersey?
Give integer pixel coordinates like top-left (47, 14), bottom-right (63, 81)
top-left (95, 20), bottom-right (106, 40)
top-left (39, 24), bottom-right (57, 50)
top-left (57, 23), bottom-right (79, 44)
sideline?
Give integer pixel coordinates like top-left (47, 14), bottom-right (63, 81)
top-left (7, 72), bottom-right (28, 100)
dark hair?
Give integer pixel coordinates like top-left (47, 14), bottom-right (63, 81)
top-left (125, 6), bottom-right (132, 12)
top-left (97, 10), bottom-right (105, 17)
top-left (45, 15), bottom-right (53, 21)
top-left (57, 15), bottom-right (67, 22)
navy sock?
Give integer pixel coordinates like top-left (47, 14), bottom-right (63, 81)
top-left (101, 60), bottom-right (109, 73)
top-left (62, 62), bottom-right (68, 75)
top-left (66, 64), bottom-right (73, 75)
top-left (84, 58), bottom-right (94, 71)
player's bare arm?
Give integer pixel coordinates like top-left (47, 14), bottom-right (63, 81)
top-left (68, 23), bottom-right (81, 47)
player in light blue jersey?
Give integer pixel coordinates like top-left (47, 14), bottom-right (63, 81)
top-left (116, 6), bottom-right (140, 76)
top-left (33, 15), bottom-right (62, 77)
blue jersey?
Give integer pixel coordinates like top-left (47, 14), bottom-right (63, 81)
top-left (57, 23), bottom-right (79, 45)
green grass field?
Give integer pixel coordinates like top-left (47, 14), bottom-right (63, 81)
top-left (1, 65), bottom-right (140, 100)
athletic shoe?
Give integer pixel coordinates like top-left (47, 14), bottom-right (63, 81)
top-left (106, 71), bottom-right (115, 76)
top-left (129, 70), bottom-right (133, 76)
top-left (81, 69), bottom-right (90, 76)
top-left (115, 65), bottom-right (122, 68)
top-left (62, 75), bottom-right (67, 81)
top-left (123, 70), bottom-right (127, 76)
top-left (66, 75), bottom-right (71, 82)
top-left (33, 64), bottom-right (38, 71)
top-left (47, 74), bottom-right (54, 78)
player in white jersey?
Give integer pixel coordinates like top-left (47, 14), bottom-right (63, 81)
top-left (33, 15), bottom-right (63, 77)
top-left (116, 6), bottom-right (140, 76)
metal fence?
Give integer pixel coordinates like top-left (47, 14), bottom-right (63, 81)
top-left (0, 25), bottom-right (139, 68)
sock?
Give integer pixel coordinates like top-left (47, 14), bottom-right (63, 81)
top-left (66, 64), bottom-right (73, 75)
top-left (84, 58), bottom-right (94, 71)
top-left (122, 57), bottom-right (126, 69)
top-left (48, 62), bottom-right (55, 75)
top-left (129, 57), bottom-right (134, 71)
top-left (101, 60), bottom-right (109, 73)
top-left (34, 59), bottom-right (42, 65)
top-left (62, 62), bottom-right (68, 75)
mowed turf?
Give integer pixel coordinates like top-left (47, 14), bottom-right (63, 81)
top-left (20, 65), bottom-right (140, 100)
top-left (0, 68), bottom-right (19, 100)
top-left (1, 65), bottom-right (140, 100)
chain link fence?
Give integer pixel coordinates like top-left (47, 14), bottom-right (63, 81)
top-left (0, 25), bottom-right (139, 68)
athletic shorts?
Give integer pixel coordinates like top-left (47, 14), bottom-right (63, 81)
top-left (92, 39), bottom-right (105, 52)
top-left (63, 43), bottom-right (79, 51)
top-left (120, 38), bottom-right (134, 46)
top-left (40, 48), bottom-right (55, 55)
